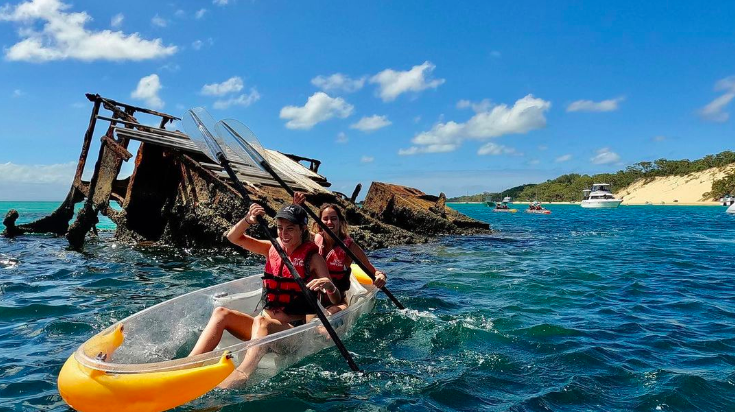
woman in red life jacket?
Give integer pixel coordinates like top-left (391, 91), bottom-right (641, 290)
top-left (293, 192), bottom-right (388, 315)
top-left (188, 202), bottom-right (341, 388)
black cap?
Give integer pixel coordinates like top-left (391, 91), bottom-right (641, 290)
top-left (275, 204), bottom-right (308, 226)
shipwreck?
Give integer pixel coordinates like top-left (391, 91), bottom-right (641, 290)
top-left (2, 94), bottom-right (490, 250)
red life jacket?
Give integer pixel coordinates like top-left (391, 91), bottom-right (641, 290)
top-left (315, 235), bottom-right (353, 294)
top-left (262, 241), bottom-right (319, 315)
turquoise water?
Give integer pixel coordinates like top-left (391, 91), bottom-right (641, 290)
top-left (1, 202), bottom-right (735, 411)
top-left (0, 201), bottom-right (117, 231)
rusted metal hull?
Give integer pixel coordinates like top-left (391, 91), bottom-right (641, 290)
top-left (2, 94), bottom-right (491, 251)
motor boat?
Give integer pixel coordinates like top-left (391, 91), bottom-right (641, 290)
top-left (581, 183), bottom-right (623, 209)
top-left (727, 203), bottom-right (735, 214)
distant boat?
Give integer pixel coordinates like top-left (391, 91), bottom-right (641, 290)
top-left (525, 201), bottom-right (551, 214)
top-left (493, 197), bottom-right (518, 213)
top-left (721, 195), bottom-right (735, 206)
top-left (727, 203), bottom-right (735, 214)
top-left (581, 183), bottom-right (623, 209)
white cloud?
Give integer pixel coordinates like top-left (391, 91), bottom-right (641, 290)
top-left (555, 154), bottom-right (572, 162)
top-left (195, 9), bottom-right (207, 19)
top-left (0, 0), bottom-right (177, 62)
top-left (201, 76), bottom-right (243, 96)
top-left (213, 89), bottom-right (261, 109)
top-left (360, 156), bottom-right (374, 163)
top-left (336, 132), bottom-right (348, 143)
top-left (590, 147), bottom-right (620, 165)
top-left (213, 0), bottom-right (228, 5)
top-left (699, 76), bottom-right (735, 122)
top-left (350, 115), bottom-right (391, 132)
top-left (280, 92), bottom-right (354, 130)
top-left (0, 161), bottom-right (75, 184)
top-left (653, 135), bottom-right (666, 142)
top-left (174, 9), bottom-right (185, 18)
top-left (12, 89), bottom-right (24, 97)
top-left (311, 73), bottom-right (366, 93)
top-left (457, 98), bottom-right (492, 113)
top-left (477, 142), bottom-right (517, 156)
top-left (110, 13), bottom-right (123, 28)
top-left (370, 61), bottom-right (445, 102)
top-left (399, 94), bottom-right (551, 155)
top-left (192, 40), bottom-right (203, 50)
top-left (528, 159), bottom-right (540, 165)
top-left (151, 14), bottom-right (167, 27)
top-left (0, 161), bottom-right (78, 200)
top-left (131, 74), bottom-right (163, 109)
top-left (567, 97), bottom-right (625, 112)
top-left (159, 62), bottom-right (180, 72)
top-left (538, 145), bottom-right (548, 151)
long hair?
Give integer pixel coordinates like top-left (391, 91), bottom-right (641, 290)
top-left (312, 204), bottom-right (349, 239)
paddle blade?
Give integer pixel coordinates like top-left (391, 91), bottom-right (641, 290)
top-left (215, 119), bottom-right (268, 170)
top-left (182, 107), bottom-right (223, 162)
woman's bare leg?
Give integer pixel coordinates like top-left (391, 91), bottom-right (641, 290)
top-left (189, 307), bottom-right (255, 356)
top-left (217, 316), bottom-right (294, 388)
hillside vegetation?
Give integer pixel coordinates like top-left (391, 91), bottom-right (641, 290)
top-left (448, 151), bottom-right (735, 202)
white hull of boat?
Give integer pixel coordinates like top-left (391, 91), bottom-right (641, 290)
top-left (727, 204), bottom-right (735, 214)
top-left (581, 199), bottom-right (622, 209)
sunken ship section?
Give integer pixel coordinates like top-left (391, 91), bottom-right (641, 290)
top-left (2, 94), bottom-right (490, 250)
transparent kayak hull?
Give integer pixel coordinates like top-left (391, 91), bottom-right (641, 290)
top-left (58, 266), bottom-right (377, 412)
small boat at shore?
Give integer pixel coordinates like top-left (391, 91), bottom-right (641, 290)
top-left (727, 203), bottom-right (735, 214)
top-left (58, 266), bottom-right (377, 412)
top-left (525, 201), bottom-right (551, 214)
top-left (581, 184), bottom-right (623, 209)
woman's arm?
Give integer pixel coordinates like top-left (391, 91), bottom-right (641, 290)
top-left (348, 242), bottom-right (387, 288)
top-left (224, 203), bottom-right (271, 256)
top-left (306, 254), bottom-right (342, 304)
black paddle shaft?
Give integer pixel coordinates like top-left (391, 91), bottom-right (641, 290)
top-left (216, 153), bottom-right (361, 372)
top-left (258, 160), bottom-right (405, 310)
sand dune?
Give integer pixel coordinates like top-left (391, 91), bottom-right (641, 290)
top-left (616, 165), bottom-right (735, 205)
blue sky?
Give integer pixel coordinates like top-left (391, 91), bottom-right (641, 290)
top-left (1, 0), bottom-right (734, 200)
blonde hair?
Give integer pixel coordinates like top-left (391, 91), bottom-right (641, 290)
top-left (312, 204), bottom-right (349, 239)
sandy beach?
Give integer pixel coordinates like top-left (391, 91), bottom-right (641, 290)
top-left (616, 165), bottom-right (735, 205)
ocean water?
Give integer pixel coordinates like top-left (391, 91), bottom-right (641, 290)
top-left (1, 202), bottom-right (734, 411)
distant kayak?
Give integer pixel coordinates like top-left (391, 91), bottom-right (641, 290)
top-left (58, 265), bottom-right (377, 412)
top-left (493, 208), bottom-right (518, 213)
top-left (525, 209), bottom-right (551, 214)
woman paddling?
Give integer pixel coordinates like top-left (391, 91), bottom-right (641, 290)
top-left (294, 192), bottom-right (387, 315)
top-left (189, 202), bottom-right (341, 388)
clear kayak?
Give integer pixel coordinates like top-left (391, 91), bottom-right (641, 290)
top-left (493, 208), bottom-right (518, 213)
top-left (525, 209), bottom-right (551, 214)
top-left (58, 265), bottom-right (377, 412)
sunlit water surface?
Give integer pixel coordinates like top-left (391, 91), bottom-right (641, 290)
top-left (1, 202), bottom-right (734, 411)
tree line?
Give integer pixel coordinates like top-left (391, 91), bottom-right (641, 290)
top-left (448, 151), bottom-right (735, 202)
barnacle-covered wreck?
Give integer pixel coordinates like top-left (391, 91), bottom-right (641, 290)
top-left (2, 94), bottom-right (490, 250)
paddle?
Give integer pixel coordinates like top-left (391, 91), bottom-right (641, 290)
top-left (215, 119), bottom-right (406, 310)
top-left (183, 108), bottom-right (361, 373)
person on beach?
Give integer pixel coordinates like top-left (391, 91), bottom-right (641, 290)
top-left (188, 202), bottom-right (342, 388)
top-left (293, 192), bottom-right (388, 315)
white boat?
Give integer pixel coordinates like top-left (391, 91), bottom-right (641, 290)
top-left (58, 267), bottom-right (377, 412)
top-left (581, 183), bottom-right (623, 209)
top-left (727, 203), bottom-right (735, 214)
